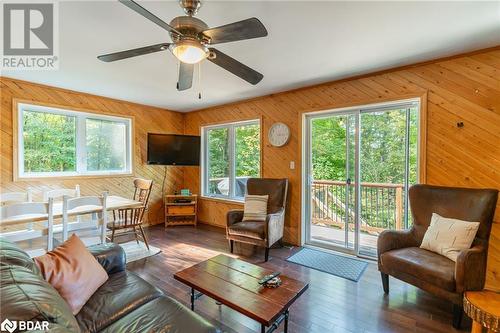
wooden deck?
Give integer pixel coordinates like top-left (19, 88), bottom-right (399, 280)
top-left (310, 224), bottom-right (379, 257)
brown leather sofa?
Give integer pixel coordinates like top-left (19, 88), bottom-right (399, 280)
top-left (378, 184), bottom-right (498, 329)
top-left (0, 238), bottom-right (219, 333)
top-left (226, 178), bottom-right (288, 262)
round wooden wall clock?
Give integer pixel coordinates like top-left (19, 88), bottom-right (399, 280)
top-left (268, 122), bottom-right (290, 147)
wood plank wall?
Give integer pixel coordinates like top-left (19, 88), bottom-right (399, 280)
top-left (0, 77), bottom-right (184, 226)
top-left (1, 47), bottom-right (499, 291)
top-left (183, 47), bottom-right (500, 291)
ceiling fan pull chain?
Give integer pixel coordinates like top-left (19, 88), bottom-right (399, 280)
top-left (176, 60), bottom-right (180, 90)
top-left (198, 62), bottom-right (202, 99)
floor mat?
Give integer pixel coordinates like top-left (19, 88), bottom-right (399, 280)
top-left (119, 240), bottom-right (161, 263)
top-left (287, 247), bottom-right (368, 282)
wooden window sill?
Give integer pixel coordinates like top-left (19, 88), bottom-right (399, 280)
top-left (200, 196), bottom-right (244, 205)
top-left (15, 172), bottom-right (134, 182)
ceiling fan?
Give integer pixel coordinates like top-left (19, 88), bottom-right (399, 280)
top-left (98, 0), bottom-right (268, 91)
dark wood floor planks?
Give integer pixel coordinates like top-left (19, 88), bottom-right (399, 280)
top-left (127, 224), bottom-right (470, 333)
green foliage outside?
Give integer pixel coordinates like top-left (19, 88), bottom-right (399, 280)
top-left (23, 110), bottom-right (76, 172)
top-left (311, 109), bottom-right (417, 183)
top-left (207, 127), bottom-right (229, 194)
top-left (311, 116), bottom-right (349, 181)
top-left (235, 124), bottom-right (260, 178)
top-left (207, 124), bottom-right (260, 195)
top-left (311, 108), bottom-right (418, 231)
top-left (86, 118), bottom-right (126, 171)
top-left (360, 110), bottom-right (418, 185)
top-left (23, 111), bottom-right (127, 173)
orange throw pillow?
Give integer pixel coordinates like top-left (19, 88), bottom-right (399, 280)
top-left (34, 234), bottom-right (108, 314)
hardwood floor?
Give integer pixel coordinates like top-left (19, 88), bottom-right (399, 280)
top-left (128, 224), bottom-right (470, 333)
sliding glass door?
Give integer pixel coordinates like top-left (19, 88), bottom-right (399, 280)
top-left (357, 106), bottom-right (419, 256)
top-left (304, 100), bottom-right (420, 257)
top-left (308, 113), bottom-right (357, 251)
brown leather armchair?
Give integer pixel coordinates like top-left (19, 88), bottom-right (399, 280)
top-left (226, 178), bottom-right (288, 262)
top-left (378, 184), bottom-right (498, 329)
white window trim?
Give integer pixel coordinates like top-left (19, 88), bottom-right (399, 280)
top-left (16, 102), bottom-right (133, 179)
top-left (201, 119), bottom-right (260, 202)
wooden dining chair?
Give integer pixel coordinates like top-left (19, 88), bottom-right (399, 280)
top-left (0, 199), bottom-right (54, 256)
top-left (43, 185), bottom-right (96, 226)
top-left (109, 178), bottom-right (153, 250)
top-left (62, 193), bottom-right (108, 245)
top-left (0, 188), bottom-right (38, 243)
top-left (0, 189), bottom-right (33, 205)
top-left (43, 185), bottom-right (80, 201)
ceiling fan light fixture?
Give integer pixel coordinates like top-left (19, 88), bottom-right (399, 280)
top-left (100, 0), bottom-right (268, 89)
top-left (171, 39), bottom-right (207, 64)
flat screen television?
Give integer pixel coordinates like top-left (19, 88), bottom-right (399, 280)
top-left (147, 133), bottom-right (200, 166)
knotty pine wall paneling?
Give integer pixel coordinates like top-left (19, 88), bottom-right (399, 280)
top-left (1, 47), bottom-right (499, 291)
top-left (0, 77), bottom-right (184, 225)
top-left (183, 47), bottom-right (500, 291)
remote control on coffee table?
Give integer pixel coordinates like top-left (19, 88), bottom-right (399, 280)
top-left (258, 272), bottom-right (281, 285)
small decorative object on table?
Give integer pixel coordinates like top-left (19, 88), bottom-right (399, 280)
top-left (258, 271), bottom-right (281, 288)
top-left (264, 277), bottom-right (282, 288)
top-left (464, 290), bottom-right (499, 333)
top-left (180, 189), bottom-right (191, 196)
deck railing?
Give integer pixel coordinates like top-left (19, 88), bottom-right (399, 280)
top-left (311, 180), bottom-right (404, 235)
top-left (207, 177), bottom-right (405, 235)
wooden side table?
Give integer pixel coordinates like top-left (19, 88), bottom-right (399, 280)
top-left (464, 291), bottom-right (500, 333)
top-left (164, 194), bottom-right (198, 227)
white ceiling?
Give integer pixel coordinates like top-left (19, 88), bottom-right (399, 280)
top-left (3, 1), bottom-right (500, 112)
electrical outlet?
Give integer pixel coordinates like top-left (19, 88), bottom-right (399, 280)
top-left (290, 161), bottom-right (295, 170)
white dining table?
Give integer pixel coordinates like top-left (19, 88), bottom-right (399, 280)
top-left (0, 195), bottom-right (143, 227)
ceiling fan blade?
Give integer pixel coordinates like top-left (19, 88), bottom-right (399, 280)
top-left (208, 48), bottom-right (263, 85)
top-left (201, 18), bottom-right (267, 44)
top-left (119, 0), bottom-right (182, 36)
top-left (97, 43), bottom-right (170, 62)
top-left (178, 62), bottom-right (194, 91)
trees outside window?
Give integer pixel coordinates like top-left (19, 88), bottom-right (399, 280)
top-left (23, 110), bottom-right (76, 173)
top-left (310, 108), bottom-right (418, 184)
top-left (308, 104), bottom-right (420, 246)
top-left (17, 103), bottom-right (132, 179)
top-left (203, 120), bottom-right (260, 200)
top-left (86, 118), bottom-right (127, 171)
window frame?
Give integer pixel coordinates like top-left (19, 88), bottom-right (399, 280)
top-left (201, 119), bottom-right (261, 202)
top-left (13, 100), bottom-right (134, 180)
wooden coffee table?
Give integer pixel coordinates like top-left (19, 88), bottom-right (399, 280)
top-left (174, 254), bottom-right (308, 333)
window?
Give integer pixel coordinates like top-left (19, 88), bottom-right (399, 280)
top-left (16, 102), bottom-right (133, 179)
top-left (202, 120), bottom-right (260, 200)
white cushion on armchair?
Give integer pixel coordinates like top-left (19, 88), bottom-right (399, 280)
top-left (420, 213), bottom-right (480, 262)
